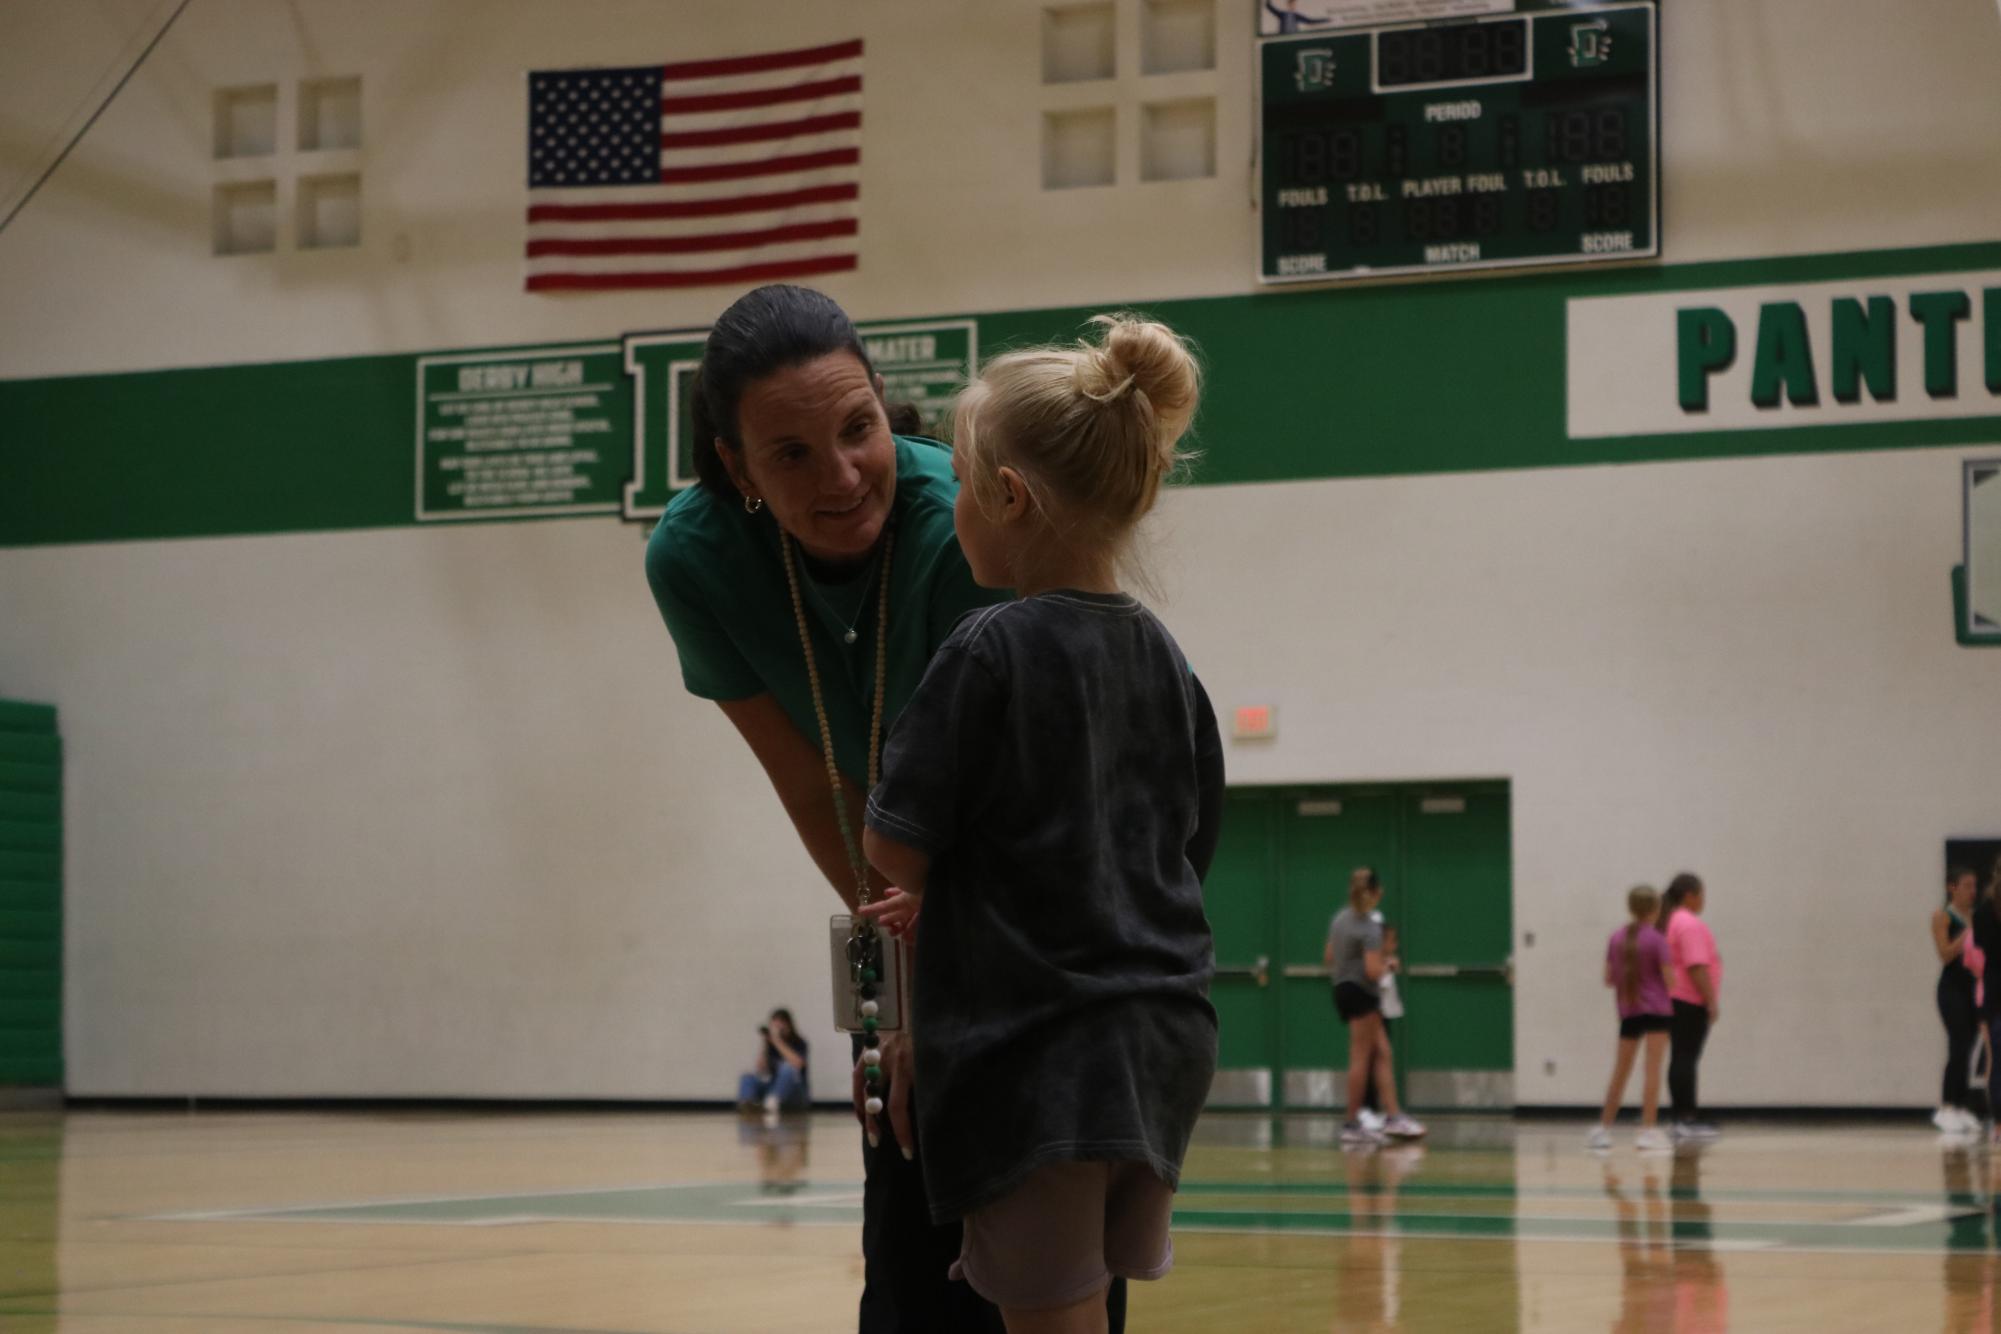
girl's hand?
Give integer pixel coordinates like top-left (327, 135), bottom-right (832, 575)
top-left (859, 887), bottom-right (922, 939)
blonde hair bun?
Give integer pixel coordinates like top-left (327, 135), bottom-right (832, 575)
top-left (952, 311), bottom-right (1203, 544)
top-left (1085, 314), bottom-right (1201, 475)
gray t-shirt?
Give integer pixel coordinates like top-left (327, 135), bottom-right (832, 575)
top-left (1328, 907), bottom-right (1383, 994)
top-left (866, 591), bottom-right (1224, 1221)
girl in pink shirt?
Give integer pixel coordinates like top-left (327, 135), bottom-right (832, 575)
top-left (1662, 873), bottom-right (1721, 1141)
top-left (1587, 886), bottom-right (1674, 1152)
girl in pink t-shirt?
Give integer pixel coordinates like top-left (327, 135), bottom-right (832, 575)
top-left (1588, 886), bottom-right (1674, 1152)
top-left (1662, 873), bottom-right (1721, 1140)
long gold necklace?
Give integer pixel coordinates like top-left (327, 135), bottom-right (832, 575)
top-left (779, 525), bottom-right (894, 1111)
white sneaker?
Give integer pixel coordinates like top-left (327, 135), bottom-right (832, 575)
top-left (1341, 1120), bottom-right (1386, 1146)
top-left (763, 1092), bottom-right (781, 1115)
top-left (1359, 1109), bottom-right (1386, 1133)
top-left (1635, 1128), bottom-right (1672, 1153)
top-left (1586, 1126), bottom-right (1613, 1151)
top-left (1383, 1114), bottom-right (1427, 1139)
top-left (1934, 1106), bottom-right (1958, 1132)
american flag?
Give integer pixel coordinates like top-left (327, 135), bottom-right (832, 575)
top-left (525, 39), bottom-right (862, 292)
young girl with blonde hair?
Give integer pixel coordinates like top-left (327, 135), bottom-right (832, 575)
top-left (860, 315), bottom-right (1224, 1334)
top-left (1588, 886), bottom-right (1674, 1152)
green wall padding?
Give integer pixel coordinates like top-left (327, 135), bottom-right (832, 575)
top-left (0, 703), bottom-right (59, 1087)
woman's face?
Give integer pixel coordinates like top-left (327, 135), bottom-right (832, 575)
top-left (724, 351), bottom-right (896, 563)
top-left (1950, 874), bottom-right (1978, 913)
top-left (768, 1012), bottom-right (790, 1039)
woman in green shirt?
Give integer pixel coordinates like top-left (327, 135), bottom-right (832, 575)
top-left (644, 286), bottom-right (1123, 1333)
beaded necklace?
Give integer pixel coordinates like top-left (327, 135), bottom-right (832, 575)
top-left (779, 525), bottom-right (895, 1117)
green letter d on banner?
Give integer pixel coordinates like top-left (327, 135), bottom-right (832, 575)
top-left (622, 331), bottom-right (709, 523)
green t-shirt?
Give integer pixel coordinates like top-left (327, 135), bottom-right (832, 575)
top-left (644, 436), bottom-right (1004, 783)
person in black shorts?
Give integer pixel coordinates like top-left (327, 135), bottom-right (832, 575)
top-left (1326, 868), bottom-right (1425, 1146)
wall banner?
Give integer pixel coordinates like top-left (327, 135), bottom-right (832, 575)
top-left (415, 344), bottom-right (627, 520)
top-left (416, 320), bottom-right (977, 524)
top-left (1568, 271), bottom-right (2001, 440)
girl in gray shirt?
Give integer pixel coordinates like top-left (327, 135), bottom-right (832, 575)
top-left (863, 315), bottom-right (1222, 1328)
top-left (1325, 868), bottom-right (1426, 1145)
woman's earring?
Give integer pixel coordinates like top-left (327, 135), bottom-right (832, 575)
top-left (743, 495), bottom-right (764, 514)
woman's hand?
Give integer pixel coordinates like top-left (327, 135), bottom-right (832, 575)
top-left (854, 1030), bottom-right (917, 1159)
top-left (858, 887), bottom-right (922, 938)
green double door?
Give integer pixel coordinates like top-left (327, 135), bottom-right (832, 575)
top-left (1205, 783), bottom-right (1513, 1111)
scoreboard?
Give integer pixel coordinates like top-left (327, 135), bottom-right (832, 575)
top-left (1259, 1), bottom-right (1658, 284)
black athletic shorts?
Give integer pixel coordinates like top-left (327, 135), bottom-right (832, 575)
top-left (1619, 1013), bottom-right (1671, 1039)
top-left (1333, 982), bottom-right (1381, 1023)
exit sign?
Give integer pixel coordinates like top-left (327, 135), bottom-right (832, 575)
top-left (1233, 705), bottom-right (1277, 740)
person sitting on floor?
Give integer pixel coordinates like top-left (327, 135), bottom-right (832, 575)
top-left (737, 1008), bottom-right (811, 1114)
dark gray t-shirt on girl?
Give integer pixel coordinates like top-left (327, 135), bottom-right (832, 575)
top-left (1327, 908), bottom-right (1382, 994)
top-left (865, 591), bottom-right (1224, 1222)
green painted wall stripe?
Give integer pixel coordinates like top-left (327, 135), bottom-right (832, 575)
top-left (6, 240), bottom-right (2001, 549)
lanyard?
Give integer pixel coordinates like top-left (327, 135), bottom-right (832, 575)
top-left (778, 527), bottom-right (894, 910)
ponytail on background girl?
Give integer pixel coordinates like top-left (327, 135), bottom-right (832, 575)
top-left (1620, 885), bottom-right (1662, 1012)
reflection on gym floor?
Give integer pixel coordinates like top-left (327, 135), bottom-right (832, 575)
top-left (0, 1109), bottom-right (1996, 1332)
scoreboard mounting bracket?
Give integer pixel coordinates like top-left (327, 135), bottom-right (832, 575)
top-left (1258, 0), bottom-right (1659, 284)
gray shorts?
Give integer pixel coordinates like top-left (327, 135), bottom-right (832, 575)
top-left (950, 1160), bottom-right (1176, 1311)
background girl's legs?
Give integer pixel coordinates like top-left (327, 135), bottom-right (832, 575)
top-left (1346, 1013), bottom-right (1382, 1125)
top-left (1371, 1026), bottom-right (1401, 1117)
top-left (1938, 973), bottom-right (1977, 1122)
top-left (1362, 1018), bottom-right (1392, 1119)
top-left (1598, 1038), bottom-right (1639, 1130)
top-left (1639, 1030), bottom-right (1669, 1129)
top-left (1668, 1000), bottom-right (1709, 1125)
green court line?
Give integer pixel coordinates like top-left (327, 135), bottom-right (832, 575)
top-left (143, 1179), bottom-right (2001, 1255)
top-left (1176, 1179), bottom-right (1995, 1207)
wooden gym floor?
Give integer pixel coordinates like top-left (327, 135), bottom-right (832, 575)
top-left (0, 1107), bottom-right (1995, 1332)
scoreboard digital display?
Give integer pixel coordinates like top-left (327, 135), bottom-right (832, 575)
top-left (1259, 1), bottom-right (1658, 284)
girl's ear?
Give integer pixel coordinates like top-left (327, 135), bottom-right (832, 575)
top-left (996, 465), bottom-right (1034, 523)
